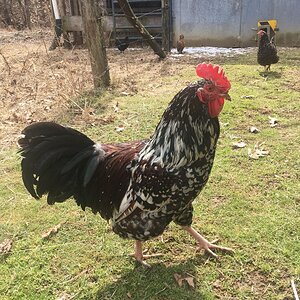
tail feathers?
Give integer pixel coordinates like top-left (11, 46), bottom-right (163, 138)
top-left (61, 144), bottom-right (105, 186)
top-left (19, 122), bottom-right (103, 205)
top-left (20, 121), bottom-right (90, 141)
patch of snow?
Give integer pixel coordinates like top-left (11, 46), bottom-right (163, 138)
top-left (171, 47), bottom-right (255, 57)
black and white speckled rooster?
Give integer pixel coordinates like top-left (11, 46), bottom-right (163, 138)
top-left (18, 63), bottom-right (233, 267)
top-left (257, 29), bottom-right (279, 71)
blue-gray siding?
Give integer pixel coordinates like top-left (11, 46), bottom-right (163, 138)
top-left (172, 0), bottom-right (300, 47)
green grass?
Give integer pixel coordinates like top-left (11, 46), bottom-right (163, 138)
top-left (1, 48), bottom-right (300, 299)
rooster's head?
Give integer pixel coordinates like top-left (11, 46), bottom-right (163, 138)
top-left (195, 63), bottom-right (231, 118)
top-left (257, 30), bottom-right (267, 37)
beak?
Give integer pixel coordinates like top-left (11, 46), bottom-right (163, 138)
top-left (220, 93), bottom-right (231, 101)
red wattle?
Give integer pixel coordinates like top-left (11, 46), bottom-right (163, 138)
top-left (208, 98), bottom-right (224, 118)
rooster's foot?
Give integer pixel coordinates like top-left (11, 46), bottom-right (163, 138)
top-left (130, 241), bottom-right (163, 268)
top-left (182, 226), bottom-right (234, 258)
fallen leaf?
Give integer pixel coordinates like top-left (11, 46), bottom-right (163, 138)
top-left (174, 273), bottom-right (195, 289)
top-left (127, 292), bottom-right (132, 298)
top-left (241, 95), bottom-right (254, 99)
top-left (114, 102), bottom-right (119, 113)
top-left (115, 126), bottom-right (124, 132)
top-left (0, 239), bottom-right (13, 255)
top-left (57, 293), bottom-right (71, 300)
top-left (220, 122), bottom-right (229, 127)
top-left (269, 117), bottom-right (278, 127)
top-left (248, 142), bottom-right (269, 160)
top-left (42, 223), bottom-right (62, 240)
top-left (185, 276), bottom-right (195, 289)
top-left (232, 141), bottom-right (247, 149)
top-left (249, 126), bottom-right (259, 133)
top-left (229, 134), bottom-right (241, 140)
top-left (174, 273), bottom-right (184, 287)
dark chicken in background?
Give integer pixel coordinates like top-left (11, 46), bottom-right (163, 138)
top-left (19, 63), bottom-right (233, 267)
top-left (257, 29), bottom-right (279, 71)
top-left (116, 36), bottom-right (130, 52)
top-left (177, 34), bottom-right (185, 54)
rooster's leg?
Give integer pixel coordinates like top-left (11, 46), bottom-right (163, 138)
top-left (182, 226), bottom-right (233, 258)
top-left (134, 241), bottom-right (151, 267)
top-left (131, 241), bottom-right (162, 268)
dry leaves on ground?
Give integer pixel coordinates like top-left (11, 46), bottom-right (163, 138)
top-left (269, 117), bottom-right (278, 127)
top-left (0, 239), bottom-right (13, 255)
top-left (42, 223), bottom-right (63, 240)
top-left (232, 141), bottom-right (247, 149)
top-left (174, 273), bottom-right (195, 289)
top-left (249, 126), bottom-right (260, 133)
top-left (115, 126), bottom-right (125, 132)
top-left (248, 142), bottom-right (269, 160)
top-left (241, 95), bottom-right (255, 99)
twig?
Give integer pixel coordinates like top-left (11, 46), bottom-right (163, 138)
top-left (69, 99), bottom-right (84, 112)
top-left (155, 286), bottom-right (167, 295)
top-left (0, 51), bottom-right (11, 75)
top-left (292, 279), bottom-right (299, 300)
top-left (64, 268), bottom-right (90, 284)
top-left (33, 82), bottom-right (39, 102)
top-left (42, 39), bottom-right (49, 56)
top-left (20, 54), bottom-right (30, 74)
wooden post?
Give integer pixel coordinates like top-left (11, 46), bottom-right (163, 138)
top-left (80, 0), bottom-right (110, 88)
top-left (162, 0), bottom-right (170, 52)
top-left (117, 0), bottom-right (166, 59)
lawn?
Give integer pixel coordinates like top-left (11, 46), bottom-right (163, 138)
top-left (0, 30), bottom-right (299, 299)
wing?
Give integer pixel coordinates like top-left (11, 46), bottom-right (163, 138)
top-left (75, 140), bottom-right (146, 220)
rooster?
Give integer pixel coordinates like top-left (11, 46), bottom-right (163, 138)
top-left (18, 63), bottom-right (233, 267)
top-left (257, 29), bottom-right (279, 71)
top-left (177, 34), bottom-right (185, 54)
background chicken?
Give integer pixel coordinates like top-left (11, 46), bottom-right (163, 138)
top-left (257, 29), bottom-right (279, 71)
top-left (19, 63), bottom-right (232, 267)
top-left (116, 36), bottom-right (130, 53)
top-left (177, 34), bottom-right (185, 54)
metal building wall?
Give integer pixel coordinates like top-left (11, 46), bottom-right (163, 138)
top-left (172, 0), bottom-right (300, 47)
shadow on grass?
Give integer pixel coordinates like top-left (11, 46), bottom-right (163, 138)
top-left (259, 70), bottom-right (282, 79)
top-left (95, 256), bottom-right (216, 300)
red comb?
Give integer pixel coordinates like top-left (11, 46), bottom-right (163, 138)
top-left (195, 63), bottom-right (231, 92)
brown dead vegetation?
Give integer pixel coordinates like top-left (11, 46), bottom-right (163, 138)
top-left (0, 29), bottom-right (197, 149)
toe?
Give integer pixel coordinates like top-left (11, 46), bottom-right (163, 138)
top-left (136, 259), bottom-right (152, 268)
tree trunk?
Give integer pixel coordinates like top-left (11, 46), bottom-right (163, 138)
top-left (162, 0), bottom-right (170, 52)
top-left (24, 0), bottom-right (31, 29)
top-left (117, 0), bottom-right (166, 59)
top-left (80, 0), bottom-right (110, 88)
